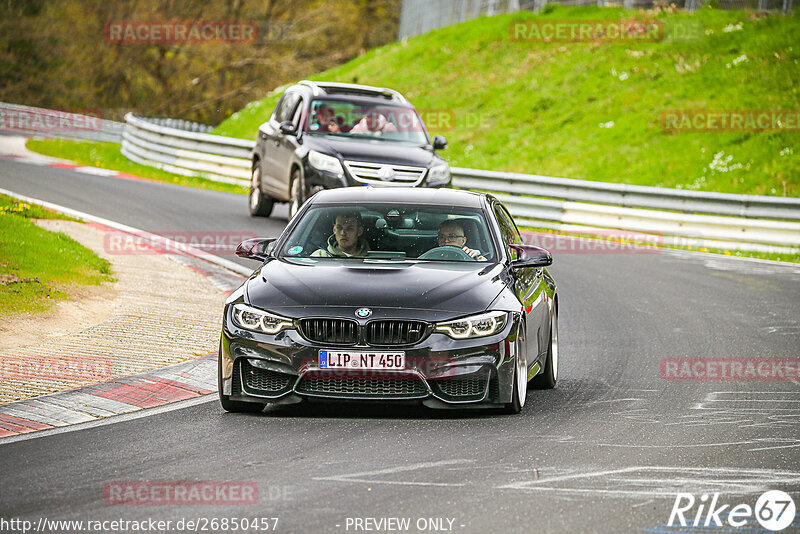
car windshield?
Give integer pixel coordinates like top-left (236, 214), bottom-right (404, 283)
top-left (279, 204), bottom-right (497, 263)
top-left (304, 99), bottom-right (429, 145)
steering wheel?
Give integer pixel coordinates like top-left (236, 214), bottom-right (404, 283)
top-left (418, 245), bottom-right (476, 261)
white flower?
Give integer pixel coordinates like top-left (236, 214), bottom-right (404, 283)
top-left (618, 72), bottom-right (629, 81)
top-left (722, 22), bottom-right (743, 33)
top-left (780, 147), bottom-right (793, 156)
top-left (599, 121), bottom-right (615, 128)
top-left (726, 54), bottom-right (748, 68)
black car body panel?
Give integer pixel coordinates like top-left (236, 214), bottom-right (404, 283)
top-left (221, 188), bottom-right (557, 412)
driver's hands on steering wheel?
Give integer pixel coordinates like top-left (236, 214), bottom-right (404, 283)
top-left (444, 244), bottom-right (486, 261)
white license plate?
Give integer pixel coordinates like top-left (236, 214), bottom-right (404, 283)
top-left (319, 350), bottom-right (405, 370)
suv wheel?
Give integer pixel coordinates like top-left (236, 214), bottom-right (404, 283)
top-left (288, 169), bottom-right (304, 219)
top-left (249, 165), bottom-right (274, 217)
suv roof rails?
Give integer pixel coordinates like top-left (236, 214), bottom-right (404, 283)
top-left (296, 80), bottom-right (408, 104)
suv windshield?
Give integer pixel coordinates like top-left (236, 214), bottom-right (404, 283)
top-left (305, 99), bottom-right (429, 145)
top-left (280, 204), bottom-right (497, 263)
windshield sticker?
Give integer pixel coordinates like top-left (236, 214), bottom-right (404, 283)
top-left (287, 246), bottom-right (303, 255)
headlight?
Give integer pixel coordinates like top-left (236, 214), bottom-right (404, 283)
top-left (308, 150), bottom-right (343, 176)
top-left (231, 303), bottom-right (293, 334)
top-left (427, 163), bottom-right (450, 183)
top-left (435, 311), bottom-right (507, 339)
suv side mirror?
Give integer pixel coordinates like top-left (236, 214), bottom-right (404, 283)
top-left (236, 238), bottom-right (277, 262)
top-left (432, 135), bottom-right (447, 150)
top-left (279, 121), bottom-right (297, 135)
top-left (509, 243), bottom-right (552, 269)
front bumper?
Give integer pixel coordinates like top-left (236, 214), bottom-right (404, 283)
top-left (302, 161), bottom-right (450, 192)
top-left (219, 310), bottom-right (519, 408)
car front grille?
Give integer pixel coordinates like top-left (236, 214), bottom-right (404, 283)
top-left (295, 372), bottom-right (428, 398)
top-left (298, 318), bottom-right (358, 344)
top-left (366, 320), bottom-right (426, 345)
top-left (239, 360), bottom-right (294, 396)
top-left (433, 372), bottom-right (490, 401)
top-left (343, 160), bottom-right (426, 186)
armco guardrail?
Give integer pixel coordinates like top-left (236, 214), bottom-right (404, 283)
top-left (121, 113), bottom-right (253, 185)
top-left (452, 168), bottom-right (800, 253)
top-left (117, 113), bottom-right (800, 254)
top-left (0, 102), bottom-right (123, 143)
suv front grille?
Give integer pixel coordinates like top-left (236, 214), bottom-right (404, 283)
top-left (366, 320), bottom-right (426, 345)
top-left (298, 318), bottom-right (358, 344)
top-left (343, 160), bottom-right (426, 186)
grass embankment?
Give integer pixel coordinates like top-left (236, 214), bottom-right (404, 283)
top-left (25, 139), bottom-right (247, 195)
top-left (213, 6), bottom-right (799, 197)
top-left (0, 195), bottom-right (114, 316)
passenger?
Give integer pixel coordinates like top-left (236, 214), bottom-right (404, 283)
top-left (313, 104), bottom-right (340, 133)
top-left (350, 111), bottom-right (397, 136)
top-left (435, 220), bottom-right (486, 261)
top-left (311, 212), bottom-right (370, 257)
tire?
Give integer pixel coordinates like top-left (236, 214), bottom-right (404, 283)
top-left (531, 307), bottom-right (558, 390)
top-left (288, 168), bottom-right (303, 220)
top-left (218, 347), bottom-right (266, 413)
top-left (249, 165), bottom-right (274, 217)
top-left (502, 326), bottom-right (527, 414)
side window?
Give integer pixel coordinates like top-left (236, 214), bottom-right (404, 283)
top-left (274, 92), bottom-right (300, 123)
top-left (494, 204), bottom-right (521, 260)
top-left (291, 98), bottom-right (304, 129)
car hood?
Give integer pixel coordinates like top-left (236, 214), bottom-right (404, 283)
top-left (244, 259), bottom-right (507, 321)
top-left (305, 135), bottom-right (440, 168)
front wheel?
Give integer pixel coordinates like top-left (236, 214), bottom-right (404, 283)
top-left (288, 169), bottom-right (304, 220)
top-left (531, 307), bottom-right (558, 390)
top-left (502, 327), bottom-right (527, 414)
top-left (249, 165), bottom-right (274, 217)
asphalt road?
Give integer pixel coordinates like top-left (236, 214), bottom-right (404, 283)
top-left (1, 158), bottom-right (799, 534)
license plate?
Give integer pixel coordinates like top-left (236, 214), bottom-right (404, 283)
top-left (319, 350), bottom-right (405, 370)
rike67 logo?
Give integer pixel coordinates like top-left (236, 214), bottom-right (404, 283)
top-left (669, 490), bottom-right (796, 531)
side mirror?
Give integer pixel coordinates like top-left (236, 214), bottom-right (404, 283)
top-left (236, 238), bottom-right (277, 262)
top-left (279, 121), bottom-right (297, 135)
top-left (509, 243), bottom-right (552, 269)
top-left (432, 135), bottom-right (447, 150)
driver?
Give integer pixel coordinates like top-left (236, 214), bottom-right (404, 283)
top-left (435, 220), bottom-right (486, 261)
top-left (312, 211), bottom-right (370, 257)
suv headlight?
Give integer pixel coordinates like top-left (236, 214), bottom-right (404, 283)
top-left (231, 303), bottom-right (293, 334)
top-left (427, 163), bottom-right (450, 184)
top-left (308, 150), bottom-right (343, 176)
top-left (435, 311), bottom-right (507, 339)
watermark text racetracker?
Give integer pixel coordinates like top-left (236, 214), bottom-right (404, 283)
top-left (1, 355), bottom-right (111, 382)
top-left (0, 106), bottom-right (103, 134)
top-left (103, 20), bottom-right (258, 44)
top-left (104, 231), bottom-right (257, 256)
top-left (660, 357), bottom-right (800, 381)
top-left (661, 110), bottom-right (800, 133)
top-left (509, 19), bottom-right (702, 43)
top-left (0, 516), bottom-right (279, 533)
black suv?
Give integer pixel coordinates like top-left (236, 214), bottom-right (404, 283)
top-left (249, 81), bottom-right (450, 218)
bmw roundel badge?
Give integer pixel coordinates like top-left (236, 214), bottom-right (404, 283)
top-left (355, 307), bottom-right (372, 318)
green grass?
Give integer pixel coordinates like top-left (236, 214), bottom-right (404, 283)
top-left (25, 139), bottom-right (248, 195)
top-left (212, 6), bottom-right (800, 197)
top-left (0, 209), bottom-right (114, 317)
top-left (0, 194), bottom-right (78, 221)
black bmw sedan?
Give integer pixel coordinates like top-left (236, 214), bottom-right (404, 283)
top-left (220, 187), bottom-right (558, 414)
